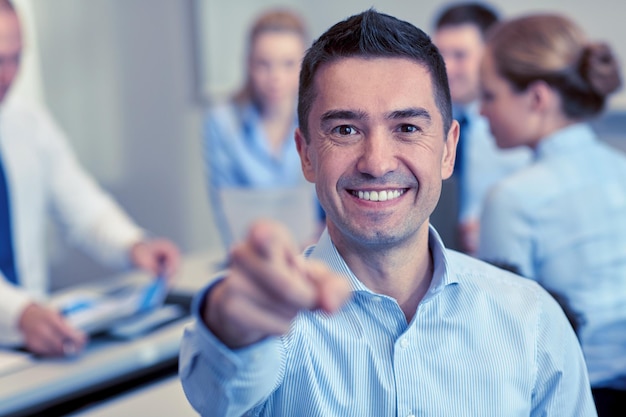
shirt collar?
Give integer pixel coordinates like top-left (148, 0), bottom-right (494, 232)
top-left (306, 225), bottom-right (458, 299)
top-left (534, 123), bottom-right (597, 160)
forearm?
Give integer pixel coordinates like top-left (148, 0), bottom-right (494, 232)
top-left (75, 206), bottom-right (145, 268)
top-left (180, 284), bottom-right (283, 416)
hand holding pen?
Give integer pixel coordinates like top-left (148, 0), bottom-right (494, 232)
top-left (130, 238), bottom-right (180, 279)
top-left (18, 302), bottom-right (87, 357)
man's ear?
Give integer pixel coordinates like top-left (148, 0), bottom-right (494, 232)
top-left (441, 119), bottom-right (459, 180)
top-left (295, 128), bottom-right (316, 182)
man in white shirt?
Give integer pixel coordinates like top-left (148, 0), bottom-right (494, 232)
top-left (0, 0), bottom-right (180, 357)
top-left (432, 2), bottom-right (531, 254)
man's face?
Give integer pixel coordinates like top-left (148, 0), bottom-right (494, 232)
top-left (434, 24), bottom-right (485, 105)
top-left (0, 10), bottom-right (21, 103)
top-left (296, 57), bottom-right (457, 250)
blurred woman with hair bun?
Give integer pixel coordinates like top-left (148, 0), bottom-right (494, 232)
top-left (478, 13), bottom-right (626, 416)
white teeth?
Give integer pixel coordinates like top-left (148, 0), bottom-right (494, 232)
top-left (353, 189), bottom-right (404, 201)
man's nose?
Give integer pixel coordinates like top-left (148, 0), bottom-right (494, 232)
top-left (356, 130), bottom-right (398, 177)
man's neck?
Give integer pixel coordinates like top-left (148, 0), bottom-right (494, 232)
top-left (331, 225), bottom-right (433, 323)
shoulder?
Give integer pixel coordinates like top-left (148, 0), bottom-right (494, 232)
top-left (445, 250), bottom-right (550, 312)
top-left (448, 250), bottom-right (532, 285)
top-left (485, 162), bottom-right (558, 213)
top-left (1, 95), bottom-right (51, 123)
top-left (205, 100), bottom-right (236, 118)
top-left (204, 100), bottom-right (247, 127)
top-left (203, 101), bottom-right (247, 139)
top-left (0, 95), bottom-right (61, 145)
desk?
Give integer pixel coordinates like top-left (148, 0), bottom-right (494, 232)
top-left (67, 375), bottom-right (197, 417)
top-left (0, 249), bottom-right (223, 417)
top-left (0, 318), bottom-right (190, 417)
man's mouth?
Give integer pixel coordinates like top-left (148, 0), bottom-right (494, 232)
top-left (350, 189), bottom-right (406, 202)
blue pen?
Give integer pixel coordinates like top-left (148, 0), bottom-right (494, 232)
top-left (61, 299), bottom-right (94, 316)
top-left (139, 275), bottom-right (167, 312)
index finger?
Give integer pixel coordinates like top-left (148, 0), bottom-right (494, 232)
top-left (246, 219), bottom-right (301, 262)
top-left (230, 235), bottom-right (316, 311)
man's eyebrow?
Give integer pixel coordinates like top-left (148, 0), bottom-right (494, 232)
top-left (320, 109), bottom-right (368, 123)
top-left (386, 107), bottom-right (432, 123)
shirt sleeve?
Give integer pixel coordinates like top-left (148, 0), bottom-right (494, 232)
top-left (179, 279), bottom-right (284, 417)
top-left (0, 274), bottom-right (34, 346)
top-left (478, 183), bottom-right (534, 278)
top-left (530, 290), bottom-right (597, 416)
top-left (38, 104), bottom-right (144, 268)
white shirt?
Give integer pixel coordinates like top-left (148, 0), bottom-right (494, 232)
top-left (0, 94), bottom-right (143, 345)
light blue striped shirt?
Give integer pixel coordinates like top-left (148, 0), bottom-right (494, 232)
top-left (180, 227), bottom-right (596, 416)
top-left (203, 101), bottom-right (303, 189)
top-left (478, 123), bottom-right (626, 390)
top-left (203, 101), bottom-right (322, 247)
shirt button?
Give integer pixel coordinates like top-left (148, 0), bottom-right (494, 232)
top-left (372, 296), bottom-right (383, 302)
top-left (399, 338), bottom-right (409, 349)
top-left (407, 414), bottom-right (416, 417)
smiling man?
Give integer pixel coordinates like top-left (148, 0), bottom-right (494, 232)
top-left (180, 9), bottom-right (595, 416)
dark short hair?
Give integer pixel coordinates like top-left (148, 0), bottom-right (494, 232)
top-left (297, 8), bottom-right (452, 141)
top-left (434, 2), bottom-right (499, 37)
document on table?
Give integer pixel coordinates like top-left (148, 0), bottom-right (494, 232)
top-left (0, 349), bottom-right (33, 377)
top-left (50, 277), bottom-right (169, 335)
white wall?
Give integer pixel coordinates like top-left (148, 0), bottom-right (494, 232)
top-left (29, 0), bottom-right (219, 287)
top-left (20, 0), bottom-right (626, 286)
top-left (200, 0), bottom-right (626, 108)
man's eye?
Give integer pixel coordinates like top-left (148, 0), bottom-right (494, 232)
top-left (332, 125), bottom-right (358, 135)
top-left (398, 124), bottom-right (420, 133)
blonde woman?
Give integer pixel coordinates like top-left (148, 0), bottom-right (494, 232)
top-left (478, 13), bottom-right (625, 415)
top-left (203, 9), bottom-right (322, 248)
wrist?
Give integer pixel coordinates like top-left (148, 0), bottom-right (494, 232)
top-left (203, 282), bottom-right (261, 349)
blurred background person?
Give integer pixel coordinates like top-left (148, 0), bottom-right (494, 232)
top-left (431, 2), bottom-right (531, 254)
top-left (0, 0), bottom-right (180, 357)
top-left (203, 8), bottom-right (322, 250)
top-left (478, 12), bottom-right (625, 416)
